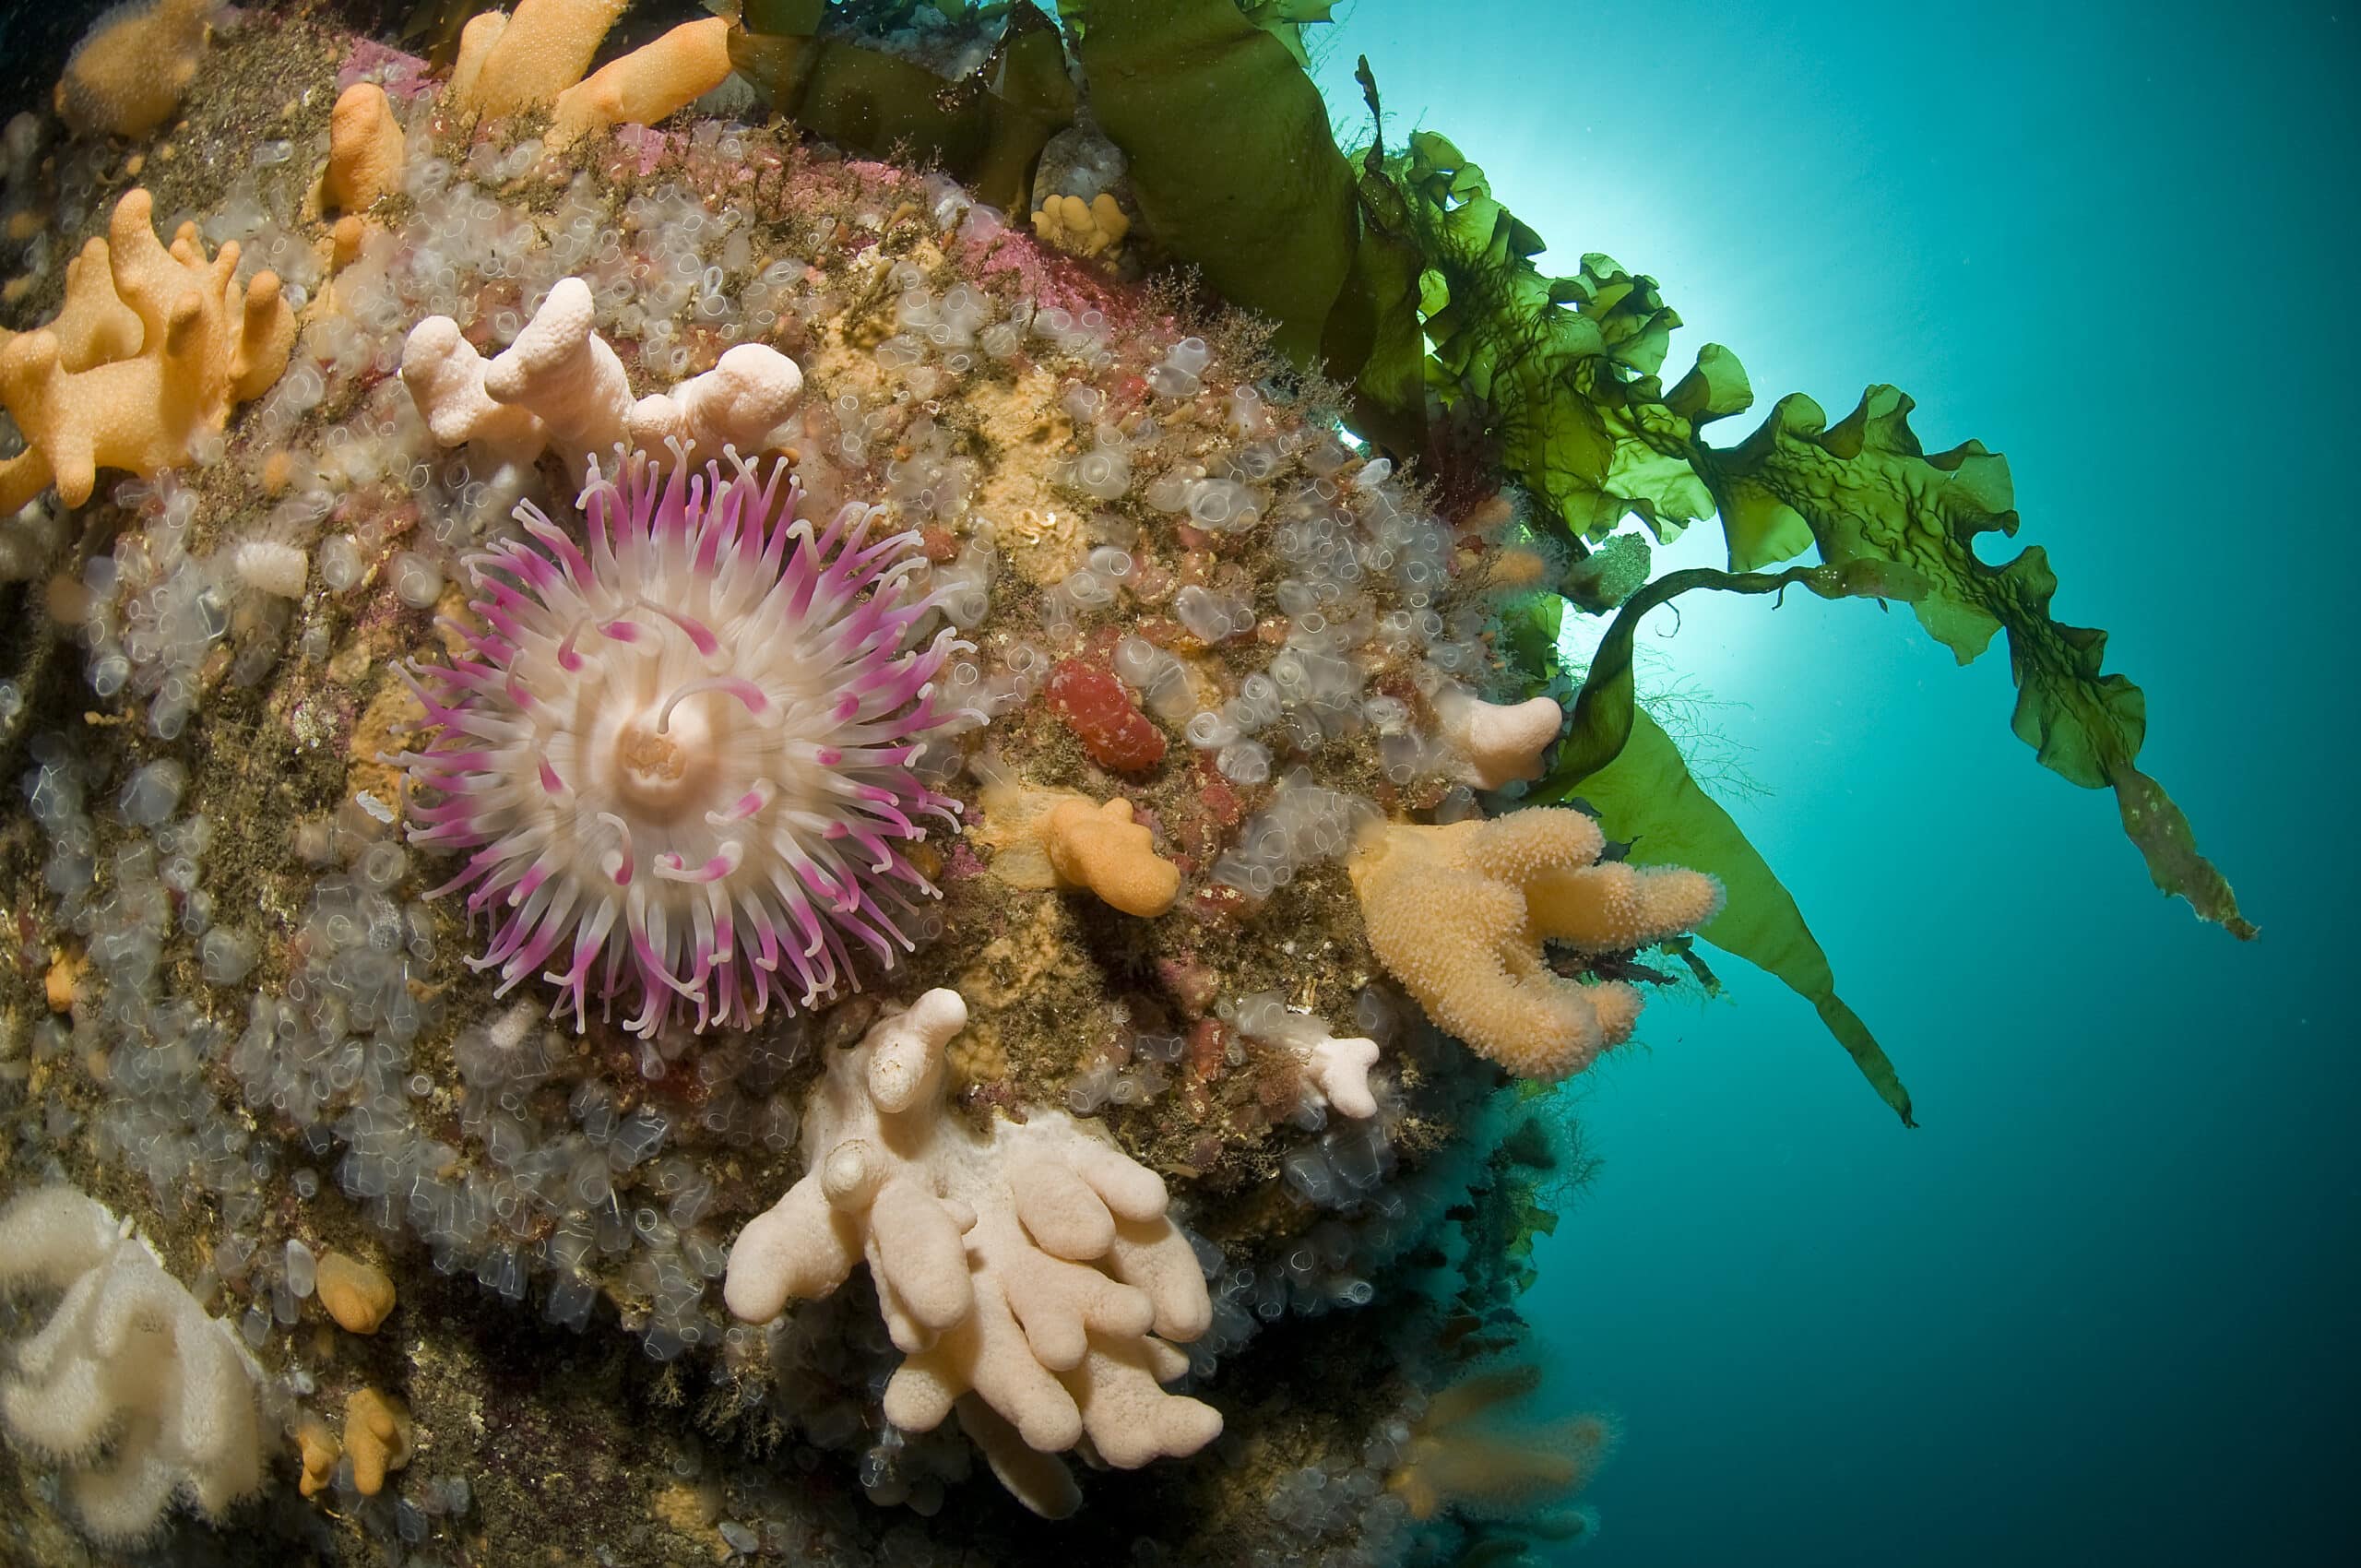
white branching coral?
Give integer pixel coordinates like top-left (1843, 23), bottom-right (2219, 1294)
top-left (1226, 989), bottom-right (1382, 1121)
top-left (724, 990), bottom-right (1221, 1518)
top-left (1431, 684), bottom-right (1563, 790)
top-left (401, 277), bottom-right (802, 478)
top-left (0, 1187), bottom-right (265, 1543)
top-left (626, 344), bottom-right (806, 469)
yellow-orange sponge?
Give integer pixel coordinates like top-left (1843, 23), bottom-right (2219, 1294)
top-left (1032, 193), bottom-right (1132, 260)
top-left (977, 776), bottom-right (1181, 919)
top-left (0, 188), bottom-right (295, 513)
top-left (1347, 809), bottom-right (1723, 1078)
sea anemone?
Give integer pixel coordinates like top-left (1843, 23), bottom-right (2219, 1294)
top-left (395, 448), bottom-right (967, 1037)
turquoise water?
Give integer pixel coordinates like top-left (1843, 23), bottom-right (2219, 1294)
top-left (1317, 3), bottom-right (2355, 1562)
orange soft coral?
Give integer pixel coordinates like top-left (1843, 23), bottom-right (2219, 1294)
top-left (341, 1389), bottom-right (411, 1497)
top-left (1347, 809), bottom-right (1722, 1078)
top-left (446, 1), bottom-right (731, 151)
top-left (447, 0), bottom-right (628, 119)
top-left (54, 0), bottom-right (213, 138)
top-left (977, 773), bottom-right (1182, 919)
top-left (0, 188), bottom-right (294, 512)
top-left (1387, 1364), bottom-right (1618, 1523)
top-left (323, 83), bottom-right (407, 213)
top-left (547, 17), bottom-right (734, 151)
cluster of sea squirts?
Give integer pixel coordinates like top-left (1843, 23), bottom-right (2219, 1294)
top-left (0, 10), bottom-right (1632, 1565)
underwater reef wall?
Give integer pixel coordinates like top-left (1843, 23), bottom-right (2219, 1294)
top-left (0, 3), bottom-right (2247, 1564)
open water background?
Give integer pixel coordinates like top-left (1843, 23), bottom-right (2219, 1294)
top-left (1315, 4), bottom-right (2356, 1563)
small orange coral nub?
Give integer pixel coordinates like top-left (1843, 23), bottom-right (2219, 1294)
top-left (314, 1251), bottom-right (397, 1335)
top-left (976, 776), bottom-right (1181, 919)
top-left (43, 949), bottom-right (81, 1013)
top-left (324, 83), bottom-right (406, 213)
top-left (1042, 797), bottom-right (1181, 918)
top-left (342, 1389), bottom-right (411, 1497)
top-left (294, 1417), bottom-right (339, 1499)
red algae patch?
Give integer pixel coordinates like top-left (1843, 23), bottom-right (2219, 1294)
top-left (1046, 657), bottom-right (1166, 772)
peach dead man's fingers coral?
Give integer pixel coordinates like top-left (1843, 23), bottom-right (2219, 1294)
top-left (53, 0), bottom-right (213, 139)
top-left (449, 0), bottom-right (733, 150)
top-left (1348, 809), bottom-right (1724, 1078)
top-left (723, 989), bottom-right (1221, 1518)
top-left (324, 83), bottom-right (408, 213)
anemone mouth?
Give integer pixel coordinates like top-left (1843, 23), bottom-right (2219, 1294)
top-left (610, 703), bottom-right (718, 821)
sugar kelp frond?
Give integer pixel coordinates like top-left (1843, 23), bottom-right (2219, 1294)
top-left (1550, 564), bottom-right (1935, 1124)
top-left (1234, 1), bottom-right (1337, 69)
top-left (1364, 131), bottom-right (2249, 946)
top-left (1060, 0), bottom-right (1363, 362)
top-left (1676, 379), bottom-right (2253, 941)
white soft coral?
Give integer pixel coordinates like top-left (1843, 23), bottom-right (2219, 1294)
top-left (0, 1187), bottom-right (266, 1543)
top-left (400, 277), bottom-right (803, 480)
top-left (1226, 989), bottom-right (1382, 1120)
top-left (724, 990), bottom-right (1220, 1517)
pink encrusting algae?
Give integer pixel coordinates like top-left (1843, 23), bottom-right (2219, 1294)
top-left (393, 449), bottom-right (971, 1037)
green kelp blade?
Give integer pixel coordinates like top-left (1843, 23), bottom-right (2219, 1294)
top-left (1497, 588), bottom-right (1563, 703)
top-left (1573, 709), bottom-right (1917, 1127)
top-left (1063, 0), bottom-right (1360, 363)
top-left (732, 1), bottom-right (1075, 213)
top-left (1544, 562), bottom-right (1931, 1122)
top-left (1236, 1), bottom-right (1338, 69)
top-left (1385, 134), bottom-right (1717, 543)
top-left (2110, 761), bottom-right (2256, 939)
top-left (1685, 385), bottom-right (2254, 939)
top-left (1319, 58), bottom-right (1430, 456)
top-left (1546, 561), bottom-right (1927, 797)
top-left (1367, 123), bottom-right (2247, 939)
top-left (971, 4), bottom-right (1084, 208)
top-left (743, 0), bottom-right (829, 35)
